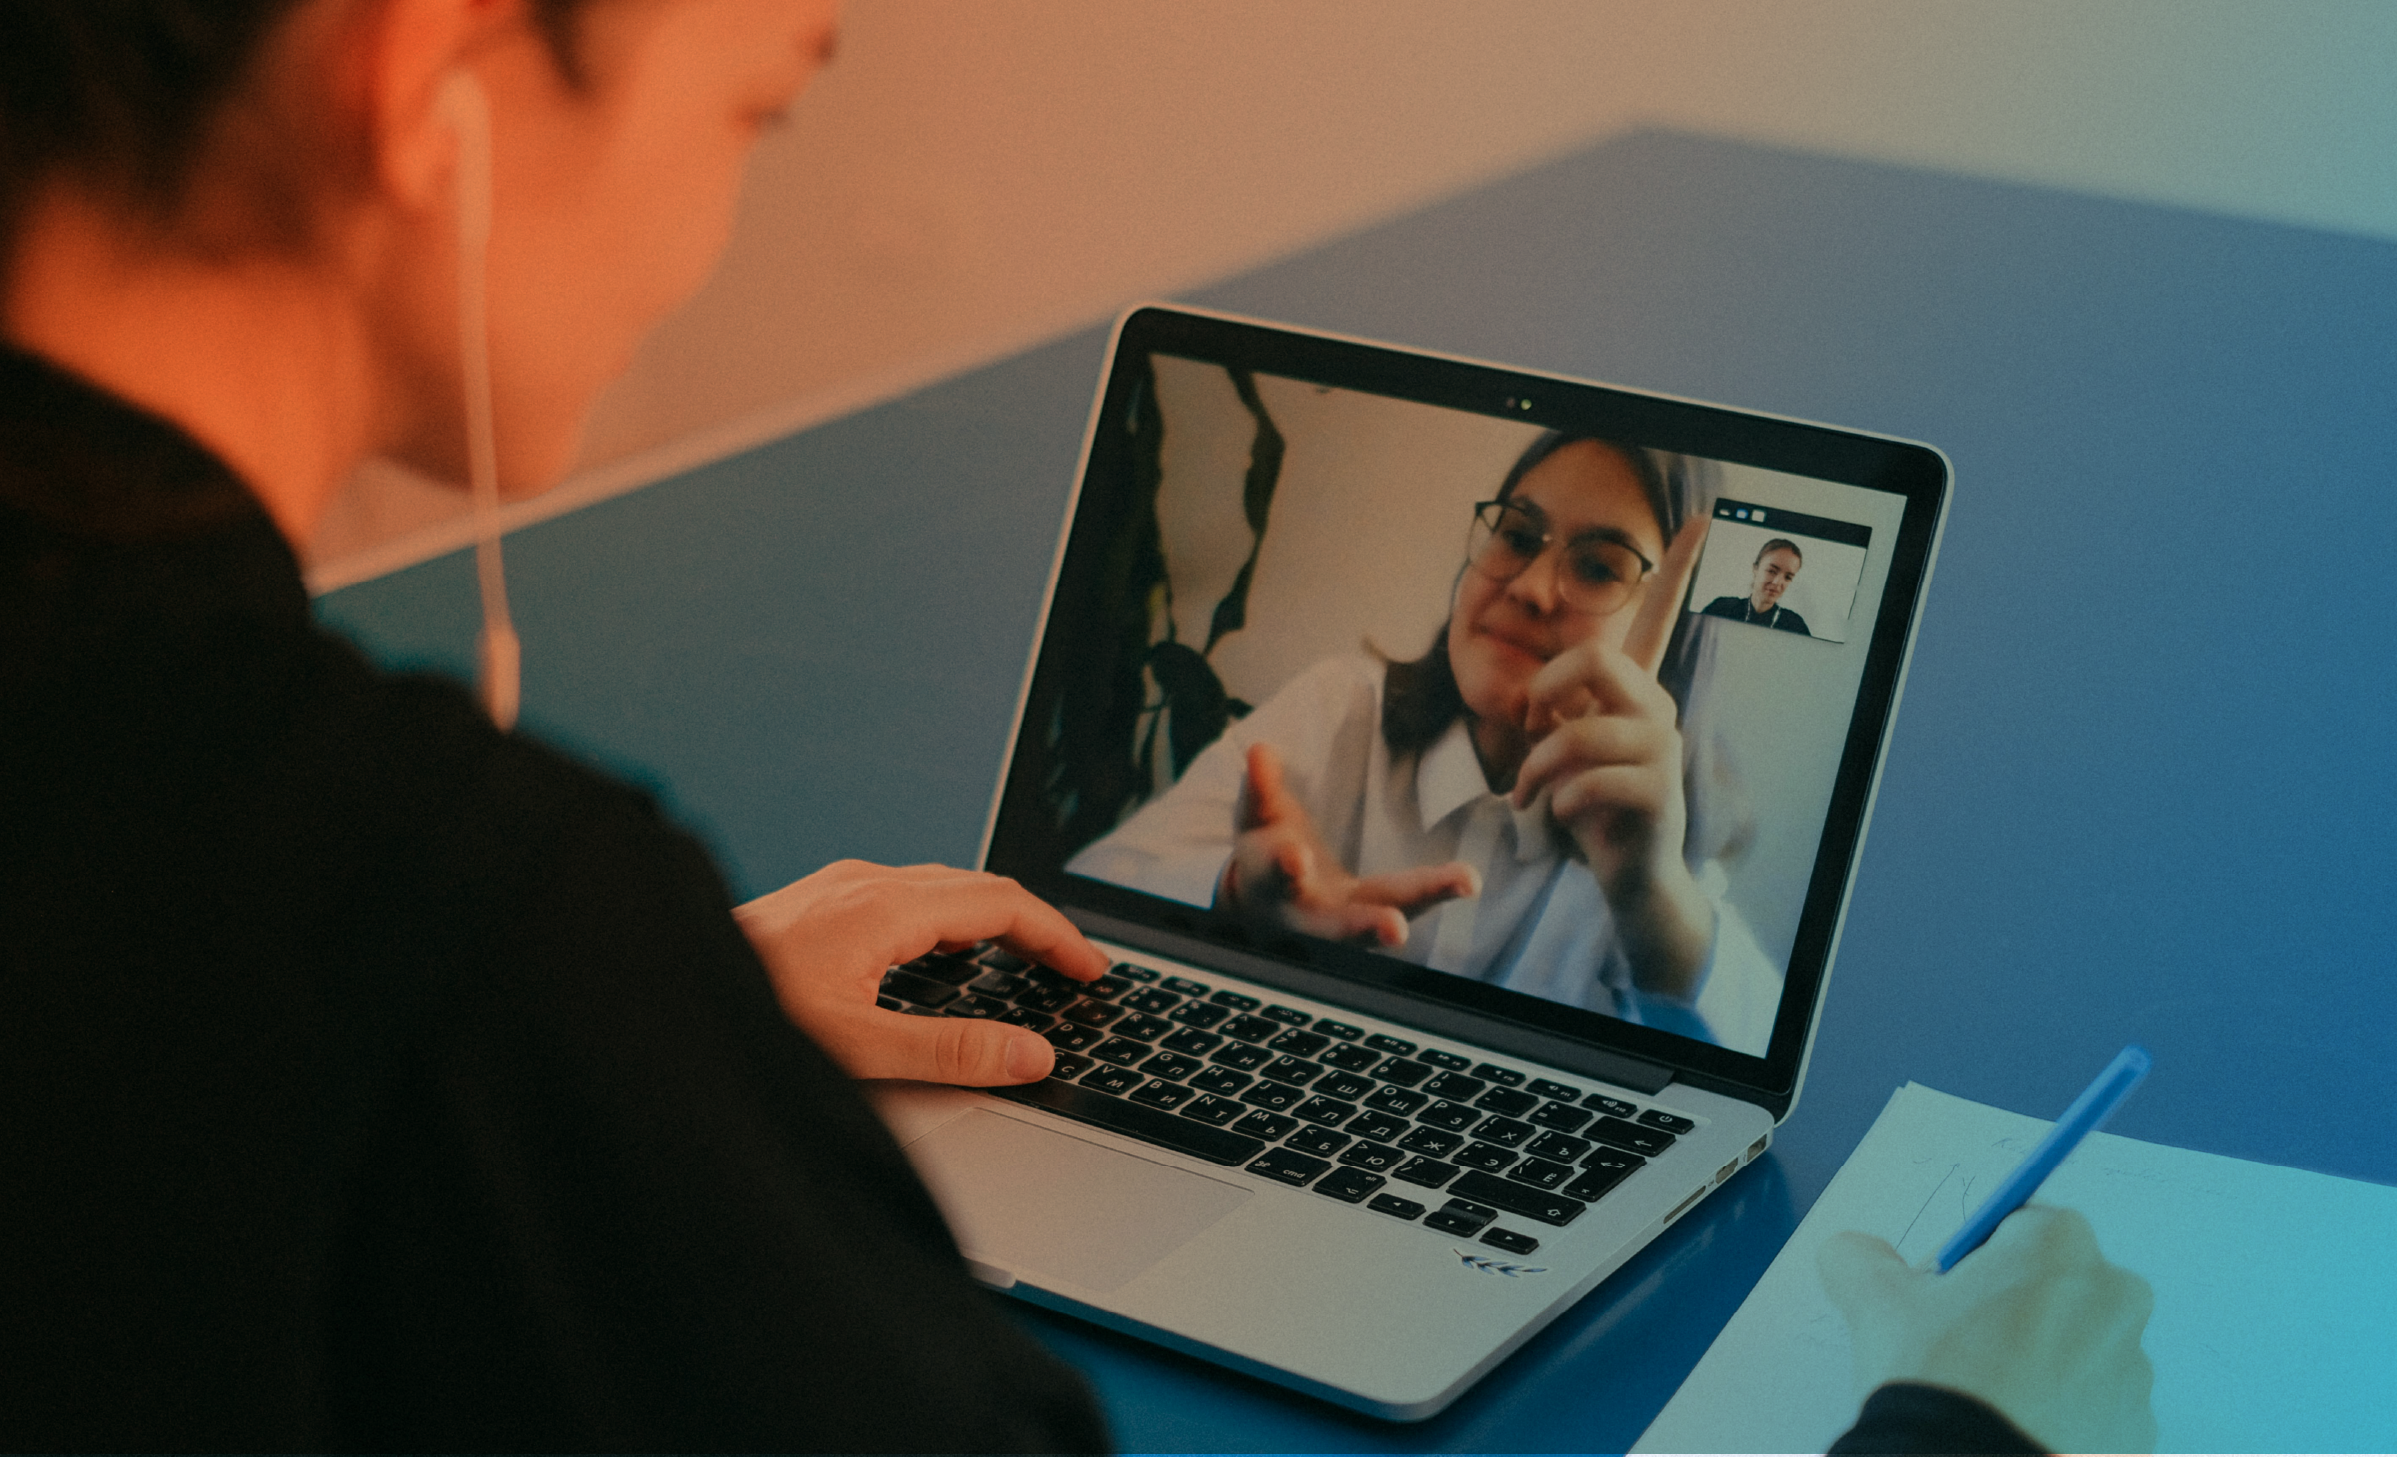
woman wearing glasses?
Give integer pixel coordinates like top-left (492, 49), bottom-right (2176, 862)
top-left (1071, 431), bottom-right (1781, 1055)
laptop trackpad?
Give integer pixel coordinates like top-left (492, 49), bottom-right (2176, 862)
top-left (911, 1109), bottom-right (1251, 1293)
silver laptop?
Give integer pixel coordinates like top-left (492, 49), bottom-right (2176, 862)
top-left (870, 305), bottom-right (1950, 1419)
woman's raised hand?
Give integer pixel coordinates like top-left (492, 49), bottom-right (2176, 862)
top-left (1220, 743), bottom-right (1478, 948)
top-left (736, 860), bottom-right (1109, 1085)
top-left (1510, 513), bottom-right (1714, 991)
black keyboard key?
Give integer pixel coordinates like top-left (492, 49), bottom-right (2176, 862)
top-left (1365, 1086), bottom-right (1429, 1116)
top-left (1449, 1171), bottom-right (1586, 1227)
top-left (1363, 1034), bottom-right (1418, 1055)
top-left (1085, 974), bottom-right (1134, 1000)
top-left (1164, 975), bottom-right (1210, 996)
top-left (1043, 1022), bottom-right (1103, 1052)
top-left (1162, 1028), bottom-right (1222, 1056)
top-left (1315, 1020), bottom-right (1363, 1040)
top-left (1526, 1131), bottom-right (1592, 1162)
top-left (879, 969), bottom-right (960, 1007)
top-left (1247, 1148), bottom-right (1329, 1186)
top-left (1528, 1101), bottom-right (1594, 1133)
top-left (976, 947), bottom-right (1031, 973)
top-left (874, 994), bottom-right (903, 1011)
top-left (1338, 1141), bottom-right (1402, 1173)
top-left (1473, 1087), bottom-right (1539, 1117)
top-left (1472, 1064), bottom-right (1527, 1087)
top-left (1091, 1037), bottom-right (1150, 1066)
top-left (1580, 1145), bottom-right (1646, 1177)
top-left (1049, 1051), bottom-right (1096, 1081)
top-left (1139, 1051), bottom-right (1201, 1080)
top-left (1314, 1167), bottom-right (1384, 1203)
top-left (1222, 1014), bottom-right (1281, 1043)
top-left (1209, 990), bottom-right (1261, 1011)
top-left (1119, 988), bottom-right (1180, 1015)
top-left (1418, 1049), bottom-right (1472, 1070)
top-left (1013, 983), bottom-right (1079, 1014)
top-left (1506, 1157), bottom-right (1573, 1191)
top-left (944, 994), bottom-right (1011, 1020)
top-left (1181, 1094), bottom-right (1244, 1127)
top-left (1368, 1193), bottom-right (1427, 1220)
top-left (1291, 1096), bottom-right (1356, 1127)
top-left (1480, 1227), bottom-right (1540, 1256)
top-left (1189, 1066), bottom-right (1252, 1097)
top-left (1313, 1071), bottom-right (1374, 1102)
top-left (1231, 1110), bottom-right (1299, 1140)
top-left (1563, 1163), bottom-right (1632, 1202)
top-left (1417, 1100), bottom-right (1481, 1132)
top-left (906, 952), bottom-right (983, 985)
top-left (1588, 1116), bottom-right (1676, 1157)
top-left (1238, 1081), bottom-right (1304, 1112)
top-left (1168, 1001), bottom-right (1230, 1030)
top-left (972, 971), bottom-right (1032, 1000)
top-left (1284, 1124), bottom-right (1351, 1157)
top-left (1110, 963), bottom-right (1160, 983)
top-left (1373, 1057), bottom-right (1432, 1087)
top-left (1131, 1080), bottom-right (1196, 1111)
top-left (1114, 1013), bottom-right (1173, 1042)
top-left (1260, 1056), bottom-right (1322, 1086)
top-left (1639, 1109), bottom-right (1698, 1135)
top-left (1393, 1157), bottom-right (1461, 1189)
top-left (1475, 1116), bottom-right (1536, 1149)
top-left (1261, 1005), bottom-right (1312, 1026)
top-left (1063, 999), bottom-right (1126, 1028)
top-left (1318, 1043), bottom-right (1381, 1072)
top-left (1080, 1064), bottom-right (1142, 1096)
top-left (1585, 1093), bottom-right (1637, 1117)
top-left (1267, 1029), bottom-right (1330, 1057)
top-left (1397, 1125), bottom-right (1463, 1156)
top-left (1423, 1071), bottom-right (1487, 1101)
top-left (1348, 1111), bottom-right (1408, 1143)
top-left (1424, 1198), bottom-right (1495, 1236)
top-left (999, 1007), bottom-right (1054, 1032)
top-left (1453, 1142), bottom-right (1518, 1172)
top-left (1528, 1078), bottom-right (1582, 1102)
top-left (1210, 1043), bottom-right (1272, 1072)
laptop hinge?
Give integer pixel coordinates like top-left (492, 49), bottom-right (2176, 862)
top-left (1064, 907), bottom-right (1676, 1096)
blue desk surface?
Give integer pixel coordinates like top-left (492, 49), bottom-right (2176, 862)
top-left (322, 131), bottom-right (2397, 1453)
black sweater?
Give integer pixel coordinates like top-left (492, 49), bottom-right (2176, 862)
top-left (0, 344), bottom-right (1106, 1452)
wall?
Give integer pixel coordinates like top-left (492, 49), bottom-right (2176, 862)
top-left (305, 0), bottom-right (2397, 589)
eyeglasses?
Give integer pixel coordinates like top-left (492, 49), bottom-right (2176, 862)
top-left (1465, 499), bottom-right (1656, 617)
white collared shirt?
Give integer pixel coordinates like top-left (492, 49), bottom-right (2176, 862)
top-left (1068, 655), bottom-right (1782, 1054)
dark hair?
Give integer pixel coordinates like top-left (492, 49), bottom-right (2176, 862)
top-left (1754, 537), bottom-right (1802, 566)
top-left (1381, 431), bottom-right (1704, 756)
top-left (0, 0), bottom-right (592, 275)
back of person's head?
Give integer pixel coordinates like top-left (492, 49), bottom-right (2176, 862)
top-left (0, 0), bottom-right (586, 278)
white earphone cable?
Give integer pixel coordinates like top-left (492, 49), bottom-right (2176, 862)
top-left (441, 72), bottom-right (520, 731)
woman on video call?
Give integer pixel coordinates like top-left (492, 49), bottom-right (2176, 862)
top-left (1072, 430), bottom-right (1783, 1055)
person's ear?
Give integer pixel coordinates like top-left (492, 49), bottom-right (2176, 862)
top-left (361, 0), bottom-right (513, 212)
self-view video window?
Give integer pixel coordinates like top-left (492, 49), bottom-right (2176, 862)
top-left (1690, 500), bottom-right (1873, 643)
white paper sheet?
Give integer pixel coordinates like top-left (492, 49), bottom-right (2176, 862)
top-left (1633, 1083), bottom-right (2397, 1454)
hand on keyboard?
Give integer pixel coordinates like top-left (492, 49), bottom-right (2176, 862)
top-left (736, 860), bottom-right (1107, 1085)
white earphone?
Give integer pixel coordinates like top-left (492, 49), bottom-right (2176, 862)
top-left (437, 69), bottom-right (521, 731)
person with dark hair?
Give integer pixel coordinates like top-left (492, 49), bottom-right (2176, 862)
top-left (1072, 430), bottom-right (1786, 1054)
top-left (1702, 536), bottom-right (1813, 634)
top-left (1, 0), bottom-right (1107, 1448)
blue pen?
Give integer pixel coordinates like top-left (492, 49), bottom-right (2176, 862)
top-left (1933, 1044), bottom-right (2152, 1273)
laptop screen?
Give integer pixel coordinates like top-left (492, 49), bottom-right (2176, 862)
top-left (987, 308), bottom-right (1946, 1105)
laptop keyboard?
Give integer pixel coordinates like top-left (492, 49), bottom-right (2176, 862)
top-left (879, 946), bottom-right (1704, 1256)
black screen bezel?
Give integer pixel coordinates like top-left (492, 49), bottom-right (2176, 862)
top-left (984, 306), bottom-right (1948, 1116)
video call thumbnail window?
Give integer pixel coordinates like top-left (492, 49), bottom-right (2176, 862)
top-left (1692, 500), bottom-right (1874, 643)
